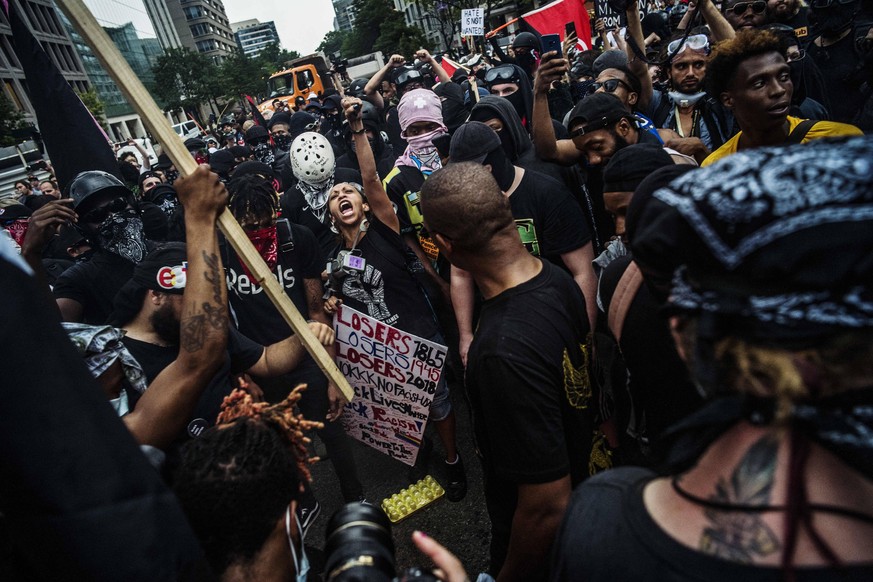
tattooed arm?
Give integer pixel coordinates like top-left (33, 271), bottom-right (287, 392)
top-left (124, 166), bottom-right (229, 448)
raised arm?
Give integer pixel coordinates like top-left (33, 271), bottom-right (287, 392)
top-left (123, 166), bottom-right (228, 448)
top-left (364, 53), bottom-right (406, 101)
top-left (342, 96), bottom-right (400, 233)
top-left (697, 0), bottom-right (736, 41)
top-left (416, 49), bottom-right (450, 85)
top-left (532, 54), bottom-right (582, 165)
top-left (128, 138), bottom-right (151, 170)
top-left (625, 0), bottom-right (654, 112)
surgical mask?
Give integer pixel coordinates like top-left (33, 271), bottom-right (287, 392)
top-left (668, 91), bottom-right (707, 108)
top-left (286, 506), bottom-right (310, 582)
top-left (109, 389), bottom-right (130, 417)
top-left (252, 142), bottom-right (276, 166)
top-left (97, 208), bottom-right (148, 263)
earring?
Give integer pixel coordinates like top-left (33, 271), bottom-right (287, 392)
top-left (330, 221), bottom-right (339, 234)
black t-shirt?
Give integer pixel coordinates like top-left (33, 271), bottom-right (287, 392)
top-left (279, 167), bottom-right (362, 263)
top-left (223, 222), bottom-right (323, 345)
top-left (53, 249), bottom-right (138, 325)
top-left (508, 169), bottom-right (592, 264)
top-left (598, 255), bottom-right (703, 453)
top-left (466, 260), bottom-right (594, 487)
top-left (550, 467), bottom-right (873, 581)
top-left (333, 217), bottom-right (438, 339)
top-left (122, 327), bottom-right (263, 438)
top-left (808, 30), bottom-right (868, 124)
top-left (384, 164), bottom-right (426, 237)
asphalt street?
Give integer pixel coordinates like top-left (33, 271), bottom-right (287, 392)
top-left (304, 375), bottom-right (490, 580)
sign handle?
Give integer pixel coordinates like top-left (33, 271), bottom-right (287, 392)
top-left (55, 0), bottom-right (355, 402)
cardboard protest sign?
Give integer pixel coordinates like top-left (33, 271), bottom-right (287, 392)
top-left (334, 305), bottom-right (447, 466)
top-left (594, 0), bottom-right (647, 32)
top-left (461, 8), bottom-right (484, 36)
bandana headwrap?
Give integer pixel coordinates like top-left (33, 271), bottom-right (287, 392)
top-left (633, 135), bottom-right (873, 348)
top-left (396, 89), bottom-right (448, 173)
top-left (62, 322), bottom-right (148, 394)
top-left (241, 225), bottom-right (278, 280)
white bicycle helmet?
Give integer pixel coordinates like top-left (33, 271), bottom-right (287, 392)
top-left (290, 131), bottom-right (335, 185)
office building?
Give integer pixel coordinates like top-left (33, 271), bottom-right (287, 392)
top-left (0, 0), bottom-right (91, 126)
top-left (143, 0), bottom-right (182, 51)
top-left (332, 0), bottom-right (355, 32)
top-left (159, 0), bottom-right (235, 63)
top-left (232, 19), bottom-right (279, 58)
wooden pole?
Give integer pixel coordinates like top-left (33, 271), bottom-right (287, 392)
top-left (55, 0), bottom-right (355, 402)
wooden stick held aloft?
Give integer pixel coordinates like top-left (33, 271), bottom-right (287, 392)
top-left (55, 0), bottom-right (354, 402)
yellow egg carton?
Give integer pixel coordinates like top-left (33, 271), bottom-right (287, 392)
top-left (381, 475), bottom-right (445, 523)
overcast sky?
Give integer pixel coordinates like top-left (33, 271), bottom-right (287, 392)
top-left (222, 0), bottom-right (337, 55)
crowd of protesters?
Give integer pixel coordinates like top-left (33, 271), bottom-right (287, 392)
top-left (2, 0), bottom-right (873, 579)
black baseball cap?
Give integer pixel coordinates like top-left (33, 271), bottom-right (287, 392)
top-left (566, 93), bottom-right (632, 136)
top-left (449, 121), bottom-right (503, 164)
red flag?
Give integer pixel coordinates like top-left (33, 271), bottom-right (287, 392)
top-left (244, 94), bottom-right (274, 146)
top-left (439, 56), bottom-right (464, 78)
top-left (522, 0), bottom-right (593, 50)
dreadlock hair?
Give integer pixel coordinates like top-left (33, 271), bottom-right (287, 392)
top-left (227, 173), bottom-right (279, 225)
top-left (706, 29), bottom-right (786, 98)
top-left (172, 386), bottom-right (322, 576)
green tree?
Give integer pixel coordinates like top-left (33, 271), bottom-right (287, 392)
top-left (75, 88), bottom-right (108, 131)
top-left (258, 42), bottom-right (301, 71)
top-left (217, 51), bottom-right (265, 99)
top-left (342, 0), bottom-right (428, 59)
top-left (317, 30), bottom-right (348, 56)
top-left (0, 94), bottom-right (27, 147)
top-left (153, 48), bottom-right (219, 114)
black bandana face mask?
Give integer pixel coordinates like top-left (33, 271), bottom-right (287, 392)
top-left (97, 208), bottom-right (148, 263)
top-left (252, 142), bottom-right (276, 166)
top-left (273, 134), bottom-right (292, 152)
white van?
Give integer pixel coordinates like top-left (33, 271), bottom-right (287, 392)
top-left (171, 121), bottom-right (202, 141)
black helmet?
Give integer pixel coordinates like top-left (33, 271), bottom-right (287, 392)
top-left (347, 78), bottom-right (368, 97)
top-left (512, 32), bottom-right (541, 52)
top-left (360, 101), bottom-right (380, 126)
top-left (68, 170), bottom-right (130, 210)
top-left (184, 137), bottom-right (207, 152)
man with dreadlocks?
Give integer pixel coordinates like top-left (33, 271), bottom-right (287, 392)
top-left (224, 172), bottom-right (365, 510)
top-left (173, 388), bottom-right (321, 581)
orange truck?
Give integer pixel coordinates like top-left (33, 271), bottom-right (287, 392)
top-left (259, 52), bottom-right (334, 114)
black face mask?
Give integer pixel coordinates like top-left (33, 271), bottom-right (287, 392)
top-left (273, 133), bottom-right (292, 151)
top-left (503, 91), bottom-right (528, 126)
top-left (97, 208), bottom-right (148, 263)
top-left (515, 52), bottom-right (537, 77)
top-left (165, 169), bottom-right (180, 185)
top-left (809, 4), bottom-right (856, 36)
top-left (252, 142), bottom-right (275, 166)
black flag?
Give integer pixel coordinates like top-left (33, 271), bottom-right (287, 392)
top-left (6, 0), bottom-right (120, 191)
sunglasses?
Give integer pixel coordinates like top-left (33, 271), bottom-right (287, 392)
top-left (484, 65), bottom-right (519, 85)
top-left (667, 34), bottom-right (710, 55)
top-left (80, 196), bottom-right (128, 224)
top-left (728, 1), bottom-right (766, 15)
top-left (587, 78), bottom-right (633, 94)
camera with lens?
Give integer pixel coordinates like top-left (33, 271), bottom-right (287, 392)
top-left (325, 503), bottom-right (439, 582)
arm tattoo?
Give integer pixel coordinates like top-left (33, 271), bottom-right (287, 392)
top-left (202, 250), bottom-right (227, 330)
top-left (180, 314), bottom-right (207, 353)
top-left (699, 436), bottom-right (781, 562)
